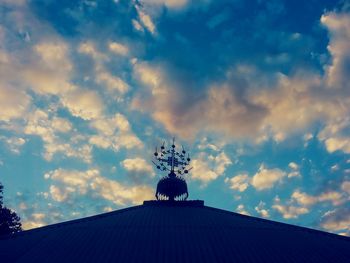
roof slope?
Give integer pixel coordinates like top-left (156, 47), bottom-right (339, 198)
top-left (0, 201), bottom-right (349, 263)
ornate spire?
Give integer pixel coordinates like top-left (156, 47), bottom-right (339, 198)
top-left (152, 138), bottom-right (192, 201)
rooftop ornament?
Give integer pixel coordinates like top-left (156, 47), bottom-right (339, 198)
top-left (152, 138), bottom-right (192, 201)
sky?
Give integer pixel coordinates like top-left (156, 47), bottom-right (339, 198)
top-left (0, 0), bottom-right (350, 236)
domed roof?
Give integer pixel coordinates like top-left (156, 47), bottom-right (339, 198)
top-left (0, 200), bottom-right (349, 262)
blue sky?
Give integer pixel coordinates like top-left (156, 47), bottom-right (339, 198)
top-left (0, 0), bottom-right (350, 235)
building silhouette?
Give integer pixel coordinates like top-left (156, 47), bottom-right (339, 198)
top-left (0, 140), bottom-right (349, 262)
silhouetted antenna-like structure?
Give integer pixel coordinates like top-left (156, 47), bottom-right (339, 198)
top-left (153, 138), bottom-right (192, 201)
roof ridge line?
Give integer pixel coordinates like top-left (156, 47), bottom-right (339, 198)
top-left (203, 205), bottom-right (350, 242)
top-left (1, 205), bottom-right (144, 240)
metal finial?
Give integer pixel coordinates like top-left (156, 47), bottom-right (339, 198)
top-left (152, 138), bottom-right (192, 201)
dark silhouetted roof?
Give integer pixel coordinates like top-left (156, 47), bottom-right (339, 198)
top-left (0, 200), bottom-right (349, 262)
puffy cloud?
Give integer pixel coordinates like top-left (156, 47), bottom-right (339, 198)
top-left (132, 19), bottom-right (144, 32)
top-left (252, 72), bottom-right (341, 143)
top-left (144, 0), bottom-right (188, 9)
top-left (272, 196), bottom-right (309, 219)
top-left (132, 61), bottom-right (166, 95)
top-left (318, 119), bottom-right (350, 154)
top-left (320, 208), bottom-right (350, 235)
top-left (61, 89), bottom-right (104, 120)
top-left (2, 39), bottom-right (106, 126)
top-left (96, 71), bottom-right (128, 94)
top-left (45, 168), bottom-right (154, 205)
top-left (235, 204), bottom-right (250, 216)
top-left (51, 117), bottom-right (72, 133)
top-left (321, 12), bottom-right (350, 90)
top-left (191, 152), bottom-right (232, 183)
top-left (341, 181), bottom-right (350, 194)
top-left (251, 165), bottom-right (286, 190)
top-left (78, 41), bottom-right (129, 96)
top-left (0, 136), bottom-right (26, 154)
top-left (272, 184), bottom-right (348, 221)
top-left (314, 12), bottom-right (350, 154)
top-left (121, 158), bottom-right (155, 177)
top-left (49, 185), bottom-right (73, 202)
top-left (132, 62), bottom-right (267, 139)
top-left (89, 113), bottom-right (143, 151)
top-left (131, 60), bottom-right (339, 145)
top-left (0, 86), bottom-right (31, 122)
top-left (272, 203), bottom-right (309, 219)
top-left (24, 109), bottom-right (92, 162)
top-left (128, 11), bottom-right (350, 151)
top-left (291, 190), bottom-right (317, 206)
top-left (197, 137), bottom-right (222, 152)
top-left (288, 162), bottom-right (299, 170)
top-left (25, 41), bottom-right (73, 95)
top-left (287, 162), bottom-right (301, 178)
top-left (135, 6), bottom-right (156, 35)
top-left (22, 220), bottom-right (45, 230)
top-left (255, 201), bottom-right (270, 218)
top-left (291, 189), bottom-right (345, 206)
top-left (324, 137), bottom-right (350, 153)
top-left (108, 42), bottom-right (129, 56)
top-left (225, 174), bottom-right (250, 192)
top-left (78, 42), bottom-right (107, 61)
top-left (226, 164), bottom-right (297, 192)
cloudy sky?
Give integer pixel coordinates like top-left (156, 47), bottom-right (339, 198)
top-left (1, 0), bottom-right (350, 235)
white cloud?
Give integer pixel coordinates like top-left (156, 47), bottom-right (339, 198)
top-left (251, 165), bottom-right (286, 190)
top-left (191, 152), bottom-right (232, 183)
top-left (22, 221), bottom-right (45, 230)
top-left (292, 189), bottom-right (345, 206)
top-left (288, 162), bottom-right (298, 170)
top-left (0, 86), bottom-right (31, 122)
top-left (321, 12), bottom-right (350, 90)
top-left (272, 203), bottom-right (309, 219)
top-left (130, 16), bottom-right (350, 148)
top-left (78, 42), bottom-right (107, 61)
top-left (226, 164), bottom-right (296, 192)
top-left (320, 208), bottom-right (350, 235)
top-left (253, 73), bottom-right (326, 142)
top-left (144, 0), bottom-right (188, 9)
top-left (26, 41), bottom-right (74, 95)
top-left (341, 181), bottom-right (350, 194)
top-left (135, 6), bottom-right (156, 35)
top-left (78, 41), bottom-right (129, 96)
top-left (291, 190), bottom-right (317, 206)
top-left (121, 158), bottom-right (155, 177)
top-left (318, 119), bottom-right (350, 154)
top-left (197, 137), bottom-right (222, 152)
top-left (325, 137), bottom-right (350, 153)
top-left (24, 109), bottom-right (92, 162)
top-left (225, 174), bottom-right (250, 192)
top-left (132, 19), bottom-right (144, 32)
top-left (0, 136), bottom-right (26, 154)
top-left (51, 117), bottom-right (72, 133)
top-left (96, 71), bottom-right (128, 94)
top-left (236, 204), bottom-right (250, 216)
top-left (45, 168), bottom-right (154, 205)
top-left (61, 89), bottom-right (104, 120)
top-left (287, 162), bottom-right (301, 178)
top-left (255, 201), bottom-right (270, 218)
top-left (133, 61), bottom-right (166, 95)
top-left (108, 41), bottom-right (129, 56)
top-left (89, 113), bottom-right (143, 151)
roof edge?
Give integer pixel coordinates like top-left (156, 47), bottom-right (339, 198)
top-left (1, 202), bottom-right (349, 242)
top-left (143, 200), bottom-right (204, 207)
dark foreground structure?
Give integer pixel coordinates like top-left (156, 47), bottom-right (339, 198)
top-left (0, 200), bottom-right (349, 263)
top-left (2, 142), bottom-right (349, 262)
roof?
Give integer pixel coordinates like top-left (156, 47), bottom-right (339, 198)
top-left (0, 200), bottom-right (349, 263)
